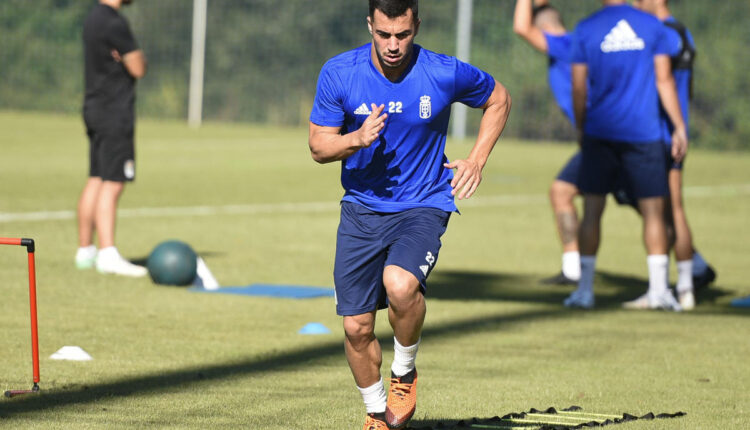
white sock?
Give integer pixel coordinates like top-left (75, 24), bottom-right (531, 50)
top-left (76, 245), bottom-right (97, 260)
top-left (391, 337), bottom-right (419, 377)
top-left (647, 254), bottom-right (669, 296)
top-left (578, 255), bottom-right (596, 293)
top-left (357, 377), bottom-right (386, 414)
top-left (562, 251), bottom-right (581, 281)
top-left (97, 246), bottom-right (120, 261)
top-left (676, 260), bottom-right (694, 293)
top-left (692, 251), bottom-right (709, 275)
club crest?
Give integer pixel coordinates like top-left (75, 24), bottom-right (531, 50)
top-left (419, 95), bottom-right (431, 119)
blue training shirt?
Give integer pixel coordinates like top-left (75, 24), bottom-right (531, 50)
top-left (310, 43), bottom-right (495, 213)
top-left (544, 32), bottom-right (575, 125)
top-left (660, 16), bottom-right (694, 144)
top-left (571, 4), bottom-right (671, 143)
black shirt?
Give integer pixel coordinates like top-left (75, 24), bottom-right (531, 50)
top-left (83, 4), bottom-right (138, 118)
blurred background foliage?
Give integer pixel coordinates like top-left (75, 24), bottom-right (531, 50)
top-left (1, 0), bottom-right (748, 149)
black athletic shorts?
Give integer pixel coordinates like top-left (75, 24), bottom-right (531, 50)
top-left (85, 117), bottom-right (135, 182)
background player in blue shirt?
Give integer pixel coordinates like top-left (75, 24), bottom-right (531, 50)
top-left (309, 1), bottom-right (511, 428)
top-left (513, 0), bottom-right (582, 286)
top-left (566, 0), bottom-right (687, 310)
top-left (632, 0), bottom-right (716, 309)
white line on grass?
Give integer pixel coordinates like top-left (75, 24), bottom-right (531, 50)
top-left (2, 183), bottom-right (749, 224)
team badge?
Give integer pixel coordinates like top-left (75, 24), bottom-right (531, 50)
top-left (124, 159), bottom-right (135, 179)
top-left (419, 95), bottom-right (431, 119)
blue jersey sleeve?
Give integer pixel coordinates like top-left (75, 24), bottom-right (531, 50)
top-left (452, 60), bottom-right (495, 108)
top-left (545, 33), bottom-right (571, 63)
top-left (662, 25), bottom-right (683, 57)
top-left (652, 23), bottom-right (672, 56)
top-left (570, 27), bottom-right (587, 64)
top-left (310, 64), bottom-right (345, 127)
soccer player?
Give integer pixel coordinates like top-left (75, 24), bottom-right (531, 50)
top-left (513, 0), bottom-right (582, 285)
top-left (309, 1), bottom-right (511, 428)
top-left (564, 0), bottom-right (687, 310)
top-left (630, 0), bottom-right (716, 309)
top-left (75, 0), bottom-right (147, 277)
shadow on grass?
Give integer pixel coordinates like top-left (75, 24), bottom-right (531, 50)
top-left (0, 269), bottom-right (740, 418)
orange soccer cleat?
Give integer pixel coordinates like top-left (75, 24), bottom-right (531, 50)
top-left (385, 368), bottom-right (418, 429)
top-left (363, 412), bottom-right (389, 430)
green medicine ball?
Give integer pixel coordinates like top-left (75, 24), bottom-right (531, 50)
top-left (147, 240), bottom-right (198, 286)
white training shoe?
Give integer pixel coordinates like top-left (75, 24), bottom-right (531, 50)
top-left (75, 246), bottom-right (97, 270)
top-left (96, 248), bottom-right (147, 277)
top-left (622, 291), bottom-right (682, 312)
top-left (563, 288), bottom-right (595, 309)
top-left (678, 290), bottom-right (696, 311)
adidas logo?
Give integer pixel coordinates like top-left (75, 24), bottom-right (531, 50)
top-left (419, 265), bottom-right (430, 276)
top-left (600, 19), bottom-right (645, 53)
top-left (353, 103), bottom-right (372, 115)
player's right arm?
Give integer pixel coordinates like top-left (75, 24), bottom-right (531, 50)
top-left (308, 104), bottom-right (387, 164)
top-left (513, 0), bottom-right (548, 53)
top-left (572, 63), bottom-right (588, 144)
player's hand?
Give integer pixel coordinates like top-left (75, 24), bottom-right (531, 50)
top-left (111, 49), bottom-right (122, 62)
top-left (444, 158), bottom-right (482, 200)
top-left (671, 126), bottom-right (688, 162)
top-left (356, 103), bottom-right (387, 148)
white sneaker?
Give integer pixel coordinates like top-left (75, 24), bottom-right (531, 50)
top-left (563, 288), bottom-right (595, 309)
top-left (623, 291), bottom-right (682, 312)
top-left (75, 246), bottom-right (97, 270)
top-left (96, 248), bottom-right (147, 277)
top-left (678, 290), bottom-right (695, 311)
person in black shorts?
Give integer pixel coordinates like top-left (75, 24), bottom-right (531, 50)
top-left (75, 0), bottom-right (147, 277)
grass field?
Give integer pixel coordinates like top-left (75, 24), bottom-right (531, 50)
top-left (1, 110), bottom-right (748, 429)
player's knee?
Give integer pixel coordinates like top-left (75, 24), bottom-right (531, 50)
top-left (550, 181), bottom-right (576, 208)
top-left (343, 315), bottom-right (375, 344)
top-left (384, 279), bottom-right (421, 312)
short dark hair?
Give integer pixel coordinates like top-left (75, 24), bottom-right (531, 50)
top-left (532, 4), bottom-right (564, 28)
top-left (369, 0), bottom-right (419, 22)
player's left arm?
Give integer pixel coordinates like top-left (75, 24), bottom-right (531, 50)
top-left (654, 54), bottom-right (688, 161)
top-left (444, 80), bottom-right (511, 200)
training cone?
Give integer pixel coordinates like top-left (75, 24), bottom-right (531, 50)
top-left (50, 346), bottom-right (93, 361)
top-left (192, 257), bottom-right (220, 290)
top-left (298, 322), bottom-right (331, 335)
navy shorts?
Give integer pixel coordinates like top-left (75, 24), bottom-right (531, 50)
top-left (578, 136), bottom-right (668, 200)
top-left (555, 152), bottom-right (582, 186)
top-left (333, 201), bottom-right (451, 316)
top-left (614, 142), bottom-right (682, 206)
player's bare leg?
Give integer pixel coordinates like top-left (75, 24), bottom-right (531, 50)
top-left (75, 177), bottom-right (102, 269)
top-left (564, 194), bottom-right (605, 309)
top-left (95, 180), bottom-right (124, 249)
top-left (344, 312), bottom-right (382, 388)
top-left (93, 181), bottom-right (146, 276)
top-left (383, 265), bottom-right (423, 428)
top-left (544, 180), bottom-right (581, 284)
top-left (77, 177), bottom-right (102, 247)
top-left (344, 312), bottom-right (388, 429)
top-left (668, 169), bottom-right (696, 308)
top-left (623, 197), bottom-right (681, 311)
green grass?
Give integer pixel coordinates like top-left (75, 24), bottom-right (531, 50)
top-left (1, 110), bottom-right (748, 429)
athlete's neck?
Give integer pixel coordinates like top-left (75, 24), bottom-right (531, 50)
top-left (602, 0), bottom-right (626, 6)
top-left (655, 7), bottom-right (671, 20)
top-left (100, 0), bottom-right (122, 10)
top-left (371, 45), bottom-right (413, 83)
